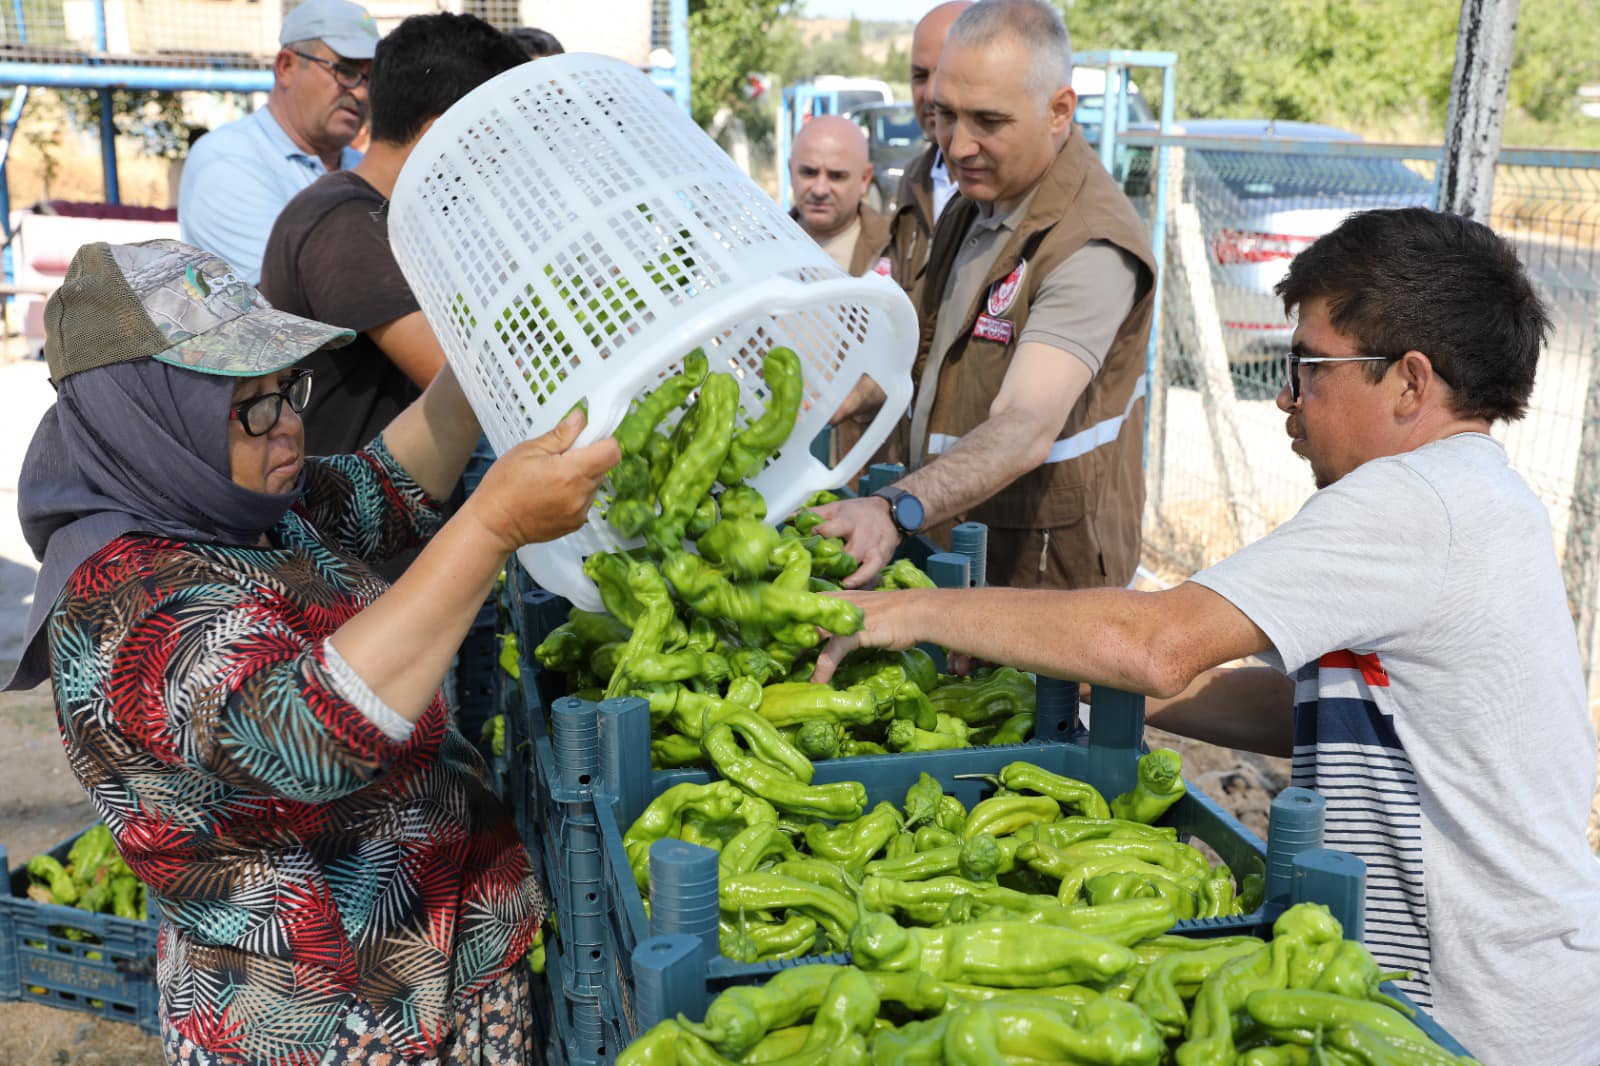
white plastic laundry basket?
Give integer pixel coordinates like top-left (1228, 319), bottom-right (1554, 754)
top-left (389, 54), bottom-right (919, 611)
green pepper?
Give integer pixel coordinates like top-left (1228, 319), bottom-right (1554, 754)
top-left (1243, 989), bottom-right (1446, 1049)
top-left (1019, 816), bottom-right (1180, 848)
top-left (961, 794), bottom-right (1061, 840)
top-left (701, 724), bottom-right (866, 820)
top-left (977, 994), bottom-right (1166, 1066)
top-left (803, 534), bottom-right (859, 581)
top-left (902, 773), bottom-right (945, 829)
top-left (26, 855), bottom-right (78, 905)
top-left (1110, 749), bottom-right (1188, 824)
top-left (663, 552), bottom-right (863, 637)
top-left (804, 802), bottom-right (904, 871)
top-left (606, 456), bottom-right (659, 537)
top-left (616, 1019), bottom-right (685, 1065)
top-left (929, 667), bottom-right (1036, 726)
top-left (848, 911), bottom-right (1137, 988)
top-left (792, 718), bottom-right (844, 760)
top-left (768, 858), bottom-right (860, 900)
top-left (957, 833), bottom-right (1002, 882)
top-left (859, 874), bottom-right (1044, 926)
top-left (719, 484), bottom-right (768, 522)
top-left (697, 518), bottom-right (782, 581)
top-left (1132, 936), bottom-right (1267, 1037)
top-left (839, 738), bottom-right (887, 757)
top-left (883, 831), bottom-right (917, 862)
top-left (914, 825), bottom-right (959, 852)
top-left (741, 1025), bottom-right (812, 1062)
top-left (867, 1014), bottom-right (949, 1065)
top-left (719, 873), bottom-right (858, 952)
top-left (755, 682), bottom-right (879, 728)
top-left (497, 631), bottom-right (522, 682)
top-left (605, 562), bottom-right (678, 699)
top-left (934, 795), bottom-right (967, 835)
top-left (622, 781), bottom-right (745, 889)
top-left (718, 347), bottom-right (804, 484)
top-left (792, 966), bottom-right (879, 1057)
top-left (615, 348), bottom-right (709, 456)
top-left (719, 822), bottom-right (799, 876)
top-left (652, 733), bottom-right (705, 768)
top-left (706, 706), bottom-right (815, 783)
top-left (653, 371), bottom-right (739, 551)
top-left (679, 963), bottom-right (847, 1056)
top-left (721, 911), bottom-right (819, 962)
top-left (866, 836), bottom-right (1020, 883)
top-left (887, 714), bottom-right (970, 752)
top-left (876, 558), bottom-right (937, 590)
top-left (728, 646), bottom-right (782, 685)
top-left (987, 710), bottom-right (1034, 747)
top-left (1324, 1022), bottom-right (1479, 1066)
top-left (109, 874), bottom-right (142, 920)
top-left (996, 762), bottom-right (1112, 819)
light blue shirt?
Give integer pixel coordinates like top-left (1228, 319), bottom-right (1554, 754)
top-left (177, 106), bottom-right (362, 284)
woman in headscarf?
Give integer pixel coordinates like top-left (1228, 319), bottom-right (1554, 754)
top-left (7, 239), bottom-right (619, 1065)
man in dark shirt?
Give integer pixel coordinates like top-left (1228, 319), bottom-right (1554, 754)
top-left (259, 12), bottom-right (526, 459)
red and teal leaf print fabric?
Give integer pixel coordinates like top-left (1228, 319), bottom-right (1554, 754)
top-left (47, 440), bottom-right (542, 1065)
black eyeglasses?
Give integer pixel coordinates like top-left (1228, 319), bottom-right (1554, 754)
top-left (290, 49), bottom-right (369, 89)
top-left (1286, 353), bottom-right (1400, 403)
top-left (230, 370), bottom-right (314, 437)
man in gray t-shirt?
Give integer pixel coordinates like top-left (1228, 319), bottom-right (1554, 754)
top-left (813, 207), bottom-right (1600, 1065)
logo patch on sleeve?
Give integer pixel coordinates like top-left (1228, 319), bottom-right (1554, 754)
top-left (986, 260), bottom-right (1027, 315)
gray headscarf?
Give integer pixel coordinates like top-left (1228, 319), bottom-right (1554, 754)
top-left (6, 359), bottom-right (303, 690)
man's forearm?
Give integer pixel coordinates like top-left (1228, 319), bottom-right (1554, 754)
top-left (899, 410), bottom-right (1048, 525)
top-left (1140, 667), bottom-right (1295, 757)
top-left (874, 586), bottom-right (1180, 694)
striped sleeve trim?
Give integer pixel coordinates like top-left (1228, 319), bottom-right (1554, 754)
top-left (321, 638), bottom-right (414, 744)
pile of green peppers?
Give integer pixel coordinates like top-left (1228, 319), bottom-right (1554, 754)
top-left (622, 755), bottom-right (1256, 970)
top-left (534, 346), bottom-right (1040, 770)
top-left (24, 823), bottom-right (147, 921)
top-left (617, 903), bottom-right (1479, 1065)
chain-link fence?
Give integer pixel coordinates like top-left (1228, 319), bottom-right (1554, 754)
top-left (1118, 129), bottom-right (1600, 694)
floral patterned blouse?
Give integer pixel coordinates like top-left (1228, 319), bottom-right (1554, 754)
top-left (47, 440), bottom-right (541, 1066)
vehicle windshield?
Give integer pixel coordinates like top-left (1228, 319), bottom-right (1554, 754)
top-left (1195, 151), bottom-right (1434, 199)
top-left (1074, 92), bottom-right (1153, 128)
top-left (835, 89), bottom-right (889, 113)
top-left (867, 109), bottom-right (922, 147)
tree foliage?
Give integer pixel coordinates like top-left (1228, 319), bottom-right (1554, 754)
top-left (688, 0), bottom-right (799, 128)
top-left (1055, 0), bottom-right (1600, 138)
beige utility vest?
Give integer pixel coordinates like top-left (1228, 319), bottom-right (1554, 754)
top-left (912, 130), bottom-right (1156, 587)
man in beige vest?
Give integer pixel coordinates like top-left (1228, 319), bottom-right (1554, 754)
top-left (789, 116), bottom-right (892, 277)
top-left (816, 0), bottom-right (1155, 592)
top-left (886, 0), bottom-right (972, 294)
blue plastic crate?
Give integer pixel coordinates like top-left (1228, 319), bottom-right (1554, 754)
top-left (0, 828), bottom-right (161, 1034)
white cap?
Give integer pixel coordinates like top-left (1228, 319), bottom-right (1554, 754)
top-left (279, 0), bottom-right (379, 60)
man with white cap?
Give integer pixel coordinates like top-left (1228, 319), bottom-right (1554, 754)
top-left (179, 0), bottom-right (380, 283)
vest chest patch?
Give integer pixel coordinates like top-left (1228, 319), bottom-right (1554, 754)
top-left (987, 260), bottom-right (1027, 315)
top-left (972, 313), bottom-right (1013, 344)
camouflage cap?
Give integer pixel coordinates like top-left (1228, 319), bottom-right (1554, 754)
top-left (43, 239), bottom-right (355, 383)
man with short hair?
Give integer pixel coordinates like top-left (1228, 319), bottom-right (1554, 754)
top-left (886, 0), bottom-right (972, 293)
top-left (258, 13), bottom-right (525, 464)
top-left (789, 115), bottom-right (891, 278)
top-left (178, 0), bottom-right (379, 283)
top-left (815, 207), bottom-right (1600, 1066)
top-left (817, 0), bottom-right (1154, 594)
top-left (509, 25), bottom-right (564, 58)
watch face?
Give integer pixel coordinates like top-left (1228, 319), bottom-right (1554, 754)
top-left (894, 493), bottom-right (926, 534)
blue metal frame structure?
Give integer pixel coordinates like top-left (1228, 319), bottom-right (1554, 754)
top-left (0, 0), bottom-right (691, 270)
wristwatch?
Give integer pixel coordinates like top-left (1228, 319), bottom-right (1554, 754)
top-left (871, 486), bottom-right (927, 538)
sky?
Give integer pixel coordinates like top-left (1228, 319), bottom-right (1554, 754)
top-left (800, 0), bottom-right (928, 21)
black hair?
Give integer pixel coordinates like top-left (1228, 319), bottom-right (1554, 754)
top-left (508, 26), bottom-right (565, 58)
top-left (368, 13), bottom-right (527, 145)
top-left (1276, 207), bottom-right (1549, 423)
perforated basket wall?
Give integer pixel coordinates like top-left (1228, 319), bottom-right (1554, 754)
top-left (389, 54), bottom-right (918, 611)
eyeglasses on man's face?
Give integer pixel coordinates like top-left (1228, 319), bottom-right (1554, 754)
top-left (290, 49), bottom-right (369, 90)
top-left (230, 370), bottom-right (314, 437)
top-left (1286, 352), bottom-right (1401, 404)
